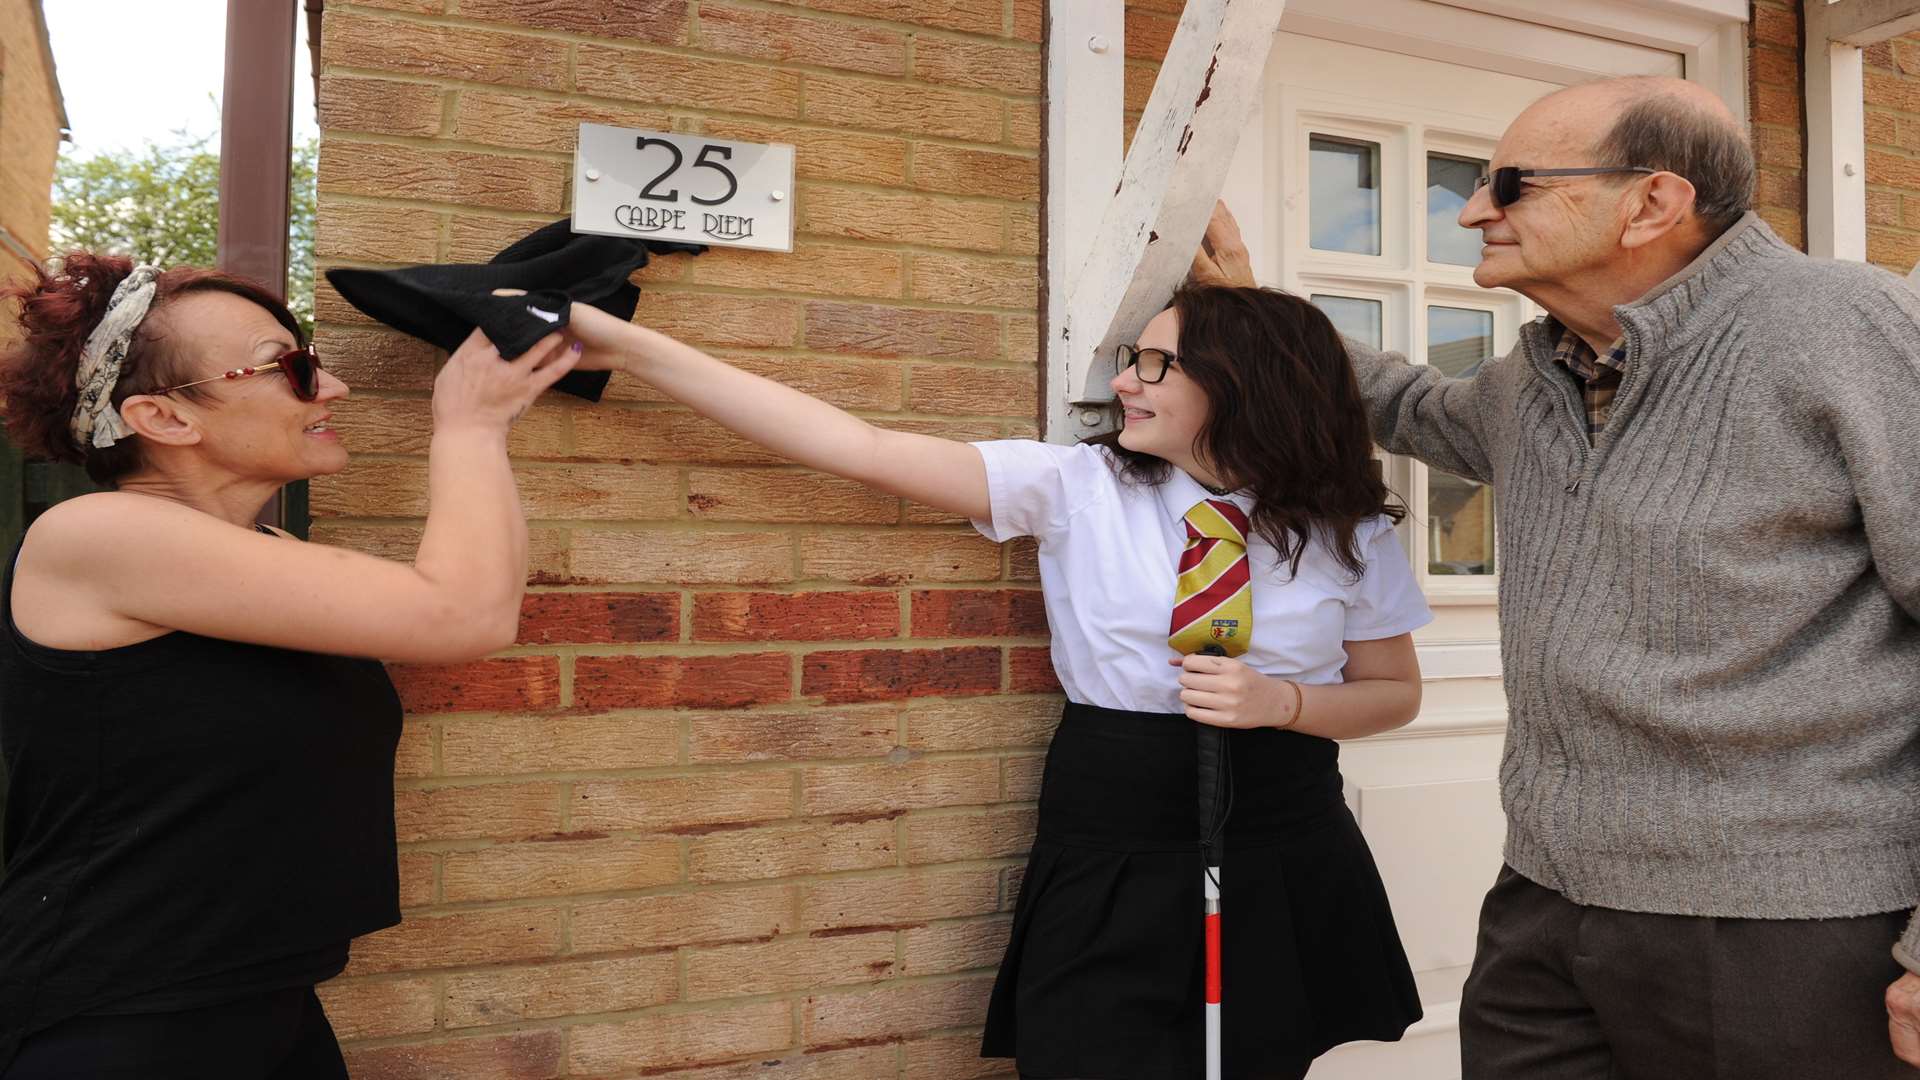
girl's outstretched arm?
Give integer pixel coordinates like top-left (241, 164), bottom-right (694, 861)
top-left (565, 302), bottom-right (991, 522)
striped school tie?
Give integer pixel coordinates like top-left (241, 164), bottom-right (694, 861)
top-left (1169, 498), bottom-right (1253, 658)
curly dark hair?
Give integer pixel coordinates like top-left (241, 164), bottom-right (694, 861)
top-left (1090, 284), bottom-right (1404, 580)
top-left (0, 251), bottom-right (303, 485)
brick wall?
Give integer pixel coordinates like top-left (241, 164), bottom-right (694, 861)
top-left (1749, 0), bottom-right (1806, 249)
top-left (1865, 33), bottom-right (1920, 274)
top-left (0, 0), bottom-right (64, 281)
top-left (310, 2), bottom-right (1173, 1076)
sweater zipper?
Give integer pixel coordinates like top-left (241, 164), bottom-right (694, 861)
top-left (1534, 321), bottom-right (1647, 496)
top-left (1525, 329), bottom-right (1594, 493)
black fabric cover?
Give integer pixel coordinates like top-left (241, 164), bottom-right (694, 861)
top-left (324, 220), bottom-right (702, 401)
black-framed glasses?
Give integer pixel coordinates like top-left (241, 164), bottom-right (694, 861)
top-left (1115, 344), bottom-right (1177, 384)
top-left (1475, 166), bottom-right (1657, 208)
top-left (150, 345), bottom-right (323, 402)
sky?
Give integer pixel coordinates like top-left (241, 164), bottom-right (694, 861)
top-left (41, 0), bottom-right (318, 158)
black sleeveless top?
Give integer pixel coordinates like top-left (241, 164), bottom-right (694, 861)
top-left (0, 536), bottom-right (404, 1066)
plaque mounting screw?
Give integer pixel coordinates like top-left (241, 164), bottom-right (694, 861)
top-left (1088, 35), bottom-right (1110, 53)
top-left (770, 190), bottom-right (786, 202)
top-left (585, 169), bottom-right (601, 182)
top-left (1077, 408), bottom-right (1104, 426)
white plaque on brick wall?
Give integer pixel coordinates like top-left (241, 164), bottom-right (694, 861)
top-left (571, 123), bottom-right (794, 252)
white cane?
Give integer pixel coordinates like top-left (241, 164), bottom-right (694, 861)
top-left (1196, 645), bottom-right (1232, 1080)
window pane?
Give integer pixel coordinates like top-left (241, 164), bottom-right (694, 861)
top-left (1427, 306), bottom-right (1492, 378)
top-left (1426, 306), bottom-right (1495, 576)
top-left (1309, 135), bottom-right (1381, 255)
top-left (1427, 153), bottom-right (1486, 266)
top-left (1311, 295), bottom-right (1382, 350)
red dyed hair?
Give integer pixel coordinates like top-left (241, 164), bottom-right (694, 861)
top-left (0, 251), bottom-right (303, 485)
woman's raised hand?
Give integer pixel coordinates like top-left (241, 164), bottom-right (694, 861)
top-left (431, 327), bottom-right (580, 433)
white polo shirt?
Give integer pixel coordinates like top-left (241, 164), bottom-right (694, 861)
top-left (970, 440), bottom-right (1432, 714)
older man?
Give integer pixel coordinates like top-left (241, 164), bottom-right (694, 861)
top-left (1196, 76), bottom-right (1920, 1077)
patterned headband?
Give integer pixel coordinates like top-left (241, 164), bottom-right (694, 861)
top-left (68, 263), bottom-right (160, 450)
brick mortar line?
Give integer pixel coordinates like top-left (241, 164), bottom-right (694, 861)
top-left (331, 0), bottom-right (1040, 51)
top-left (321, 28), bottom-right (1043, 112)
top-left (394, 745), bottom-right (1041, 778)
top-left (304, 330), bottom-right (1034, 365)
top-left (333, 979), bottom-right (1004, 1056)
top-left (318, 103), bottom-right (1042, 160)
top-left (395, 766), bottom-right (1049, 796)
top-left (318, 74), bottom-right (1036, 147)
top-left (507, 581), bottom-right (1037, 593)
top-left (420, 757), bottom-right (1057, 781)
top-left (398, 914), bottom-right (1019, 961)
top-left (714, 0), bottom-right (1041, 49)
top-left (314, 413), bottom-right (1035, 461)
top-left (472, 639), bottom-right (1020, 658)
top-left (323, 178), bottom-right (1034, 212)
top-left (399, 817), bottom-right (1036, 845)
top-left (312, 515), bottom-right (1002, 536)
top-left (315, 240), bottom-right (1041, 276)
top-left (398, 697), bottom-right (1056, 724)
top-left (365, 869), bottom-right (1028, 936)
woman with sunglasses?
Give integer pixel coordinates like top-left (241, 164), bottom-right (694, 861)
top-left (551, 283), bottom-right (1431, 1079)
top-left (0, 253), bottom-right (578, 1078)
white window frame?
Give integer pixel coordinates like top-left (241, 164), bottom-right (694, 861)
top-left (1274, 87), bottom-right (1526, 599)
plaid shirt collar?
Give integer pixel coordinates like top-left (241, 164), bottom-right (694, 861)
top-left (1548, 320), bottom-right (1628, 382)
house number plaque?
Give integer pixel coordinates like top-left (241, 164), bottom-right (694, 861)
top-left (572, 123), bottom-right (795, 252)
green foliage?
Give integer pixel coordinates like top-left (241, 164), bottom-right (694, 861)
top-left (287, 140), bottom-right (317, 335)
top-left (49, 133), bottom-right (318, 335)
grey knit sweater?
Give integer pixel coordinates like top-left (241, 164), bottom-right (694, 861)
top-left (1348, 214), bottom-right (1920, 962)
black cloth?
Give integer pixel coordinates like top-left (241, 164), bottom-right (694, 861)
top-left (982, 702), bottom-right (1421, 1079)
top-left (3, 986), bottom-right (347, 1080)
top-left (324, 219), bottom-right (702, 401)
top-left (1461, 864), bottom-right (1919, 1080)
top-left (0, 544), bottom-right (404, 1072)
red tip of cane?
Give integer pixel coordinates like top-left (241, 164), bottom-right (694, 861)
top-left (1205, 912), bottom-right (1222, 1004)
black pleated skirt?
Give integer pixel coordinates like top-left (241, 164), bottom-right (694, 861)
top-left (981, 702), bottom-right (1421, 1079)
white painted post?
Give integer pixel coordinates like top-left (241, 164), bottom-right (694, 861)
top-left (1062, 0), bottom-right (1289, 409)
top-left (1803, 0), bottom-right (1920, 261)
top-left (1045, 2), bottom-right (1126, 441)
top-left (1804, 9), bottom-right (1867, 261)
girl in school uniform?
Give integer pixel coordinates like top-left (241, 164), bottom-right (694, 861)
top-left (557, 282), bottom-right (1430, 1079)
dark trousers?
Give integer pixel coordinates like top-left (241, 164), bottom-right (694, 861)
top-left (3, 986), bottom-right (346, 1080)
top-left (1462, 865), bottom-right (1919, 1080)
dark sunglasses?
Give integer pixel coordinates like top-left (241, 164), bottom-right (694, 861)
top-left (1115, 344), bottom-right (1177, 384)
top-left (1475, 166), bottom-right (1656, 208)
top-left (150, 344), bottom-right (323, 402)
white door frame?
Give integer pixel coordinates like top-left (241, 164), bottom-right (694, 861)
top-left (1804, 0), bottom-right (1920, 262)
